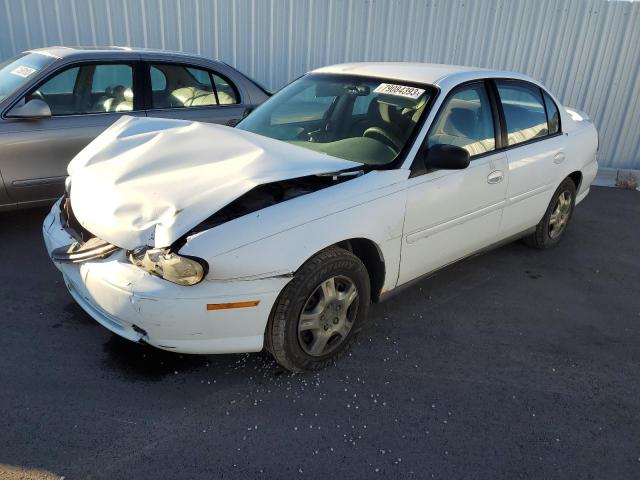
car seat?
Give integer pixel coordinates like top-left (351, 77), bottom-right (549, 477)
top-left (96, 85), bottom-right (133, 112)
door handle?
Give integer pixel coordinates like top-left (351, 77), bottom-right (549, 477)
top-left (554, 152), bottom-right (566, 164)
top-left (487, 170), bottom-right (504, 184)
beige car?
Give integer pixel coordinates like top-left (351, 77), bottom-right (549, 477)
top-left (0, 46), bottom-right (270, 211)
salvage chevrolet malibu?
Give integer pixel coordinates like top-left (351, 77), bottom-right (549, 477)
top-left (43, 63), bottom-right (598, 372)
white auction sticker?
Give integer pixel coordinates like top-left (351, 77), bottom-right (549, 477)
top-left (10, 66), bottom-right (36, 78)
top-left (373, 83), bottom-right (425, 99)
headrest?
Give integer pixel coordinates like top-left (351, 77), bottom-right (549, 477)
top-left (123, 88), bottom-right (134, 102)
top-left (444, 108), bottom-right (477, 138)
top-left (108, 85), bottom-right (127, 100)
top-left (171, 87), bottom-right (197, 104)
top-left (367, 99), bottom-right (403, 124)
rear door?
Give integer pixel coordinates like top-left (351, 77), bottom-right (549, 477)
top-left (142, 61), bottom-right (247, 126)
top-left (0, 60), bottom-right (145, 206)
top-left (492, 80), bottom-right (565, 238)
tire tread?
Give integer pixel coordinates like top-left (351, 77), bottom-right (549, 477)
top-left (266, 246), bottom-right (370, 372)
top-left (524, 177), bottom-right (577, 249)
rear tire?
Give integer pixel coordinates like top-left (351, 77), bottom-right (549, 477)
top-left (524, 178), bottom-right (576, 249)
top-left (266, 247), bottom-right (370, 372)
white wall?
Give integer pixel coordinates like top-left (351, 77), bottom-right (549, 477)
top-left (1, 0), bottom-right (638, 169)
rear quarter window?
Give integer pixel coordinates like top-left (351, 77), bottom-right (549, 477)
top-left (543, 92), bottom-right (561, 135)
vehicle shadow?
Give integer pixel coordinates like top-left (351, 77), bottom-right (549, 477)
top-left (0, 206), bottom-right (50, 246)
top-left (0, 205), bottom-right (288, 384)
top-left (100, 333), bottom-right (285, 383)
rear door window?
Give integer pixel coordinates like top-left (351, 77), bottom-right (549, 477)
top-left (148, 63), bottom-right (239, 109)
top-left (495, 81), bottom-right (548, 146)
top-left (150, 66), bottom-right (167, 91)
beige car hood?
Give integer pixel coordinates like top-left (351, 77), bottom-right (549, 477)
top-left (67, 116), bottom-right (360, 249)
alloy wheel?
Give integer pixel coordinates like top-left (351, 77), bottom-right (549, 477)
top-left (548, 190), bottom-right (572, 239)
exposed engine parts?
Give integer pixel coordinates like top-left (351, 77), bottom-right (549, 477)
top-left (189, 173), bottom-right (359, 234)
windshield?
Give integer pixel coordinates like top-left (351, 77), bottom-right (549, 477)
top-left (0, 52), bottom-right (56, 102)
top-left (237, 74), bottom-right (432, 166)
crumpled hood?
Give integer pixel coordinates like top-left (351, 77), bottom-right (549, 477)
top-left (68, 116), bottom-right (359, 249)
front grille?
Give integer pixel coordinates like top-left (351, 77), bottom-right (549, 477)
top-left (60, 194), bottom-right (94, 243)
top-left (54, 194), bottom-right (120, 263)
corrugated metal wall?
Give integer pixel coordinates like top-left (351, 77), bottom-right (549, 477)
top-left (1, 0), bottom-right (638, 169)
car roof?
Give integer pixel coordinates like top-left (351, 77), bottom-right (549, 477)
top-left (311, 62), bottom-right (535, 89)
top-left (24, 45), bottom-right (212, 62)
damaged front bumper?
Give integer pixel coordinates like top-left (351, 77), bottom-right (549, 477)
top-left (43, 200), bottom-right (289, 354)
top-left (51, 237), bottom-right (120, 263)
top-left (51, 196), bottom-right (120, 263)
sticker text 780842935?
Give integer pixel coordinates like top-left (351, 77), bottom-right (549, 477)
top-left (373, 83), bottom-right (425, 100)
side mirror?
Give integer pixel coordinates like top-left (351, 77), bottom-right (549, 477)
top-left (6, 98), bottom-right (52, 119)
top-left (424, 144), bottom-right (470, 170)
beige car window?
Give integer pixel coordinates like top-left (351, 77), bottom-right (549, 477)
top-left (149, 64), bottom-right (238, 109)
top-left (149, 64), bottom-right (215, 108)
top-left (30, 67), bottom-right (79, 116)
top-left (31, 64), bottom-right (134, 115)
top-left (212, 74), bottom-right (238, 104)
top-left (90, 64), bottom-right (134, 113)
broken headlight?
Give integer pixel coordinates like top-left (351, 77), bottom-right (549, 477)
top-left (128, 247), bottom-right (206, 286)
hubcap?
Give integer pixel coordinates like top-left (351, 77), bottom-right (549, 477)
top-left (297, 275), bottom-right (359, 357)
top-left (548, 190), bottom-right (572, 239)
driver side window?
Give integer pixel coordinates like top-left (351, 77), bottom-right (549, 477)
top-left (30, 63), bottom-right (134, 116)
top-left (30, 67), bottom-right (79, 116)
top-left (427, 83), bottom-right (495, 157)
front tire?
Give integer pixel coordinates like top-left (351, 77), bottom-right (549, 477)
top-left (266, 247), bottom-right (371, 372)
top-left (524, 178), bottom-right (577, 249)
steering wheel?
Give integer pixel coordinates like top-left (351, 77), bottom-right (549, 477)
top-left (363, 126), bottom-right (403, 152)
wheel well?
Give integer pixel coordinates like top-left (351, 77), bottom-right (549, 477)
top-left (568, 171), bottom-right (582, 190)
top-left (334, 238), bottom-right (386, 303)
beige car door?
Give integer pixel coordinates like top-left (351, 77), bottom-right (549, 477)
top-left (0, 62), bottom-right (145, 207)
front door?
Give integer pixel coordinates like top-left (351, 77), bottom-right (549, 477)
top-left (0, 170), bottom-right (12, 211)
top-left (0, 62), bottom-right (145, 206)
top-left (398, 81), bottom-right (508, 285)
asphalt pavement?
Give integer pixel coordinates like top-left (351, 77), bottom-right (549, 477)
top-left (1, 186), bottom-right (639, 479)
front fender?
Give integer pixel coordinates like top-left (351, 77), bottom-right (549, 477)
top-left (179, 170), bottom-right (408, 293)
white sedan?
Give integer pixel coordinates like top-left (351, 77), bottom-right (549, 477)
top-left (43, 63), bottom-right (598, 372)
